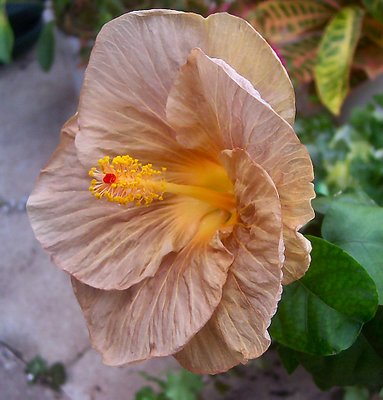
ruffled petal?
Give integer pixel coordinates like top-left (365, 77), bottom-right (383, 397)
top-left (75, 10), bottom-right (294, 169)
top-left (71, 232), bottom-right (233, 365)
top-left (27, 123), bottom-right (213, 291)
top-left (175, 149), bottom-right (283, 374)
top-left (165, 48), bottom-right (314, 282)
top-left (205, 13), bottom-right (295, 124)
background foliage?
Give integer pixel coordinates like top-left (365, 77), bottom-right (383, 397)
top-left (214, 0), bottom-right (383, 115)
top-left (2, 0), bottom-right (382, 114)
top-left (271, 95), bottom-right (383, 396)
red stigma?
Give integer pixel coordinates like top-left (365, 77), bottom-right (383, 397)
top-left (103, 173), bottom-right (117, 184)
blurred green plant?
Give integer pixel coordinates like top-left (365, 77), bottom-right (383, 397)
top-left (135, 369), bottom-right (204, 400)
top-left (0, 0), bottom-right (13, 63)
top-left (25, 355), bottom-right (66, 391)
top-left (215, 0), bottom-right (383, 115)
top-left (270, 93), bottom-right (383, 397)
top-left (295, 94), bottom-right (383, 203)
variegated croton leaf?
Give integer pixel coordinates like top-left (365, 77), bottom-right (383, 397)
top-left (314, 6), bottom-right (364, 115)
top-left (254, 0), bottom-right (334, 43)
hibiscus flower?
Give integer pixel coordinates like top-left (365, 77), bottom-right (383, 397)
top-left (27, 10), bottom-right (315, 374)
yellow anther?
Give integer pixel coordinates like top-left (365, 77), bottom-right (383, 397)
top-left (88, 154), bottom-right (165, 206)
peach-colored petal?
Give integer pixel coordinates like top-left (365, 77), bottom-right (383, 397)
top-left (205, 13), bottom-right (295, 124)
top-left (27, 126), bottom-right (214, 291)
top-left (71, 232), bottom-right (233, 365)
top-left (175, 320), bottom-right (244, 374)
top-left (175, 149), bottom-right (284, 374)
top-left (75, 10), bottom-right (294, 169)
top-left (166, 48), bottom-right (314, 283)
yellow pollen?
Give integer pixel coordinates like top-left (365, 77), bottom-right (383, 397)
top-left (89, 154), bottom-right (236, 212)
top-left (88, 155), bottom-right (165, 206)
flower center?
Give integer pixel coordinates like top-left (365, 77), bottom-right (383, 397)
top-left (89, 154), bottom-right (235, 212)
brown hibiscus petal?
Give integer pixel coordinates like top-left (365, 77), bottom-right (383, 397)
top-left (71, 230), bottom-right (233, 365)
top-left (27, 122), bottom-right (215, 290)
top-left (75, 10), bottom-right (294, 169)
top-left (165, 48), bottom-right (314, 283)
top-left (205, 13), bottom-right (295, 124)
top-left (175, 149), bottom-right (284, 374)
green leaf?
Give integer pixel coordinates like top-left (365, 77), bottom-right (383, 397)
top-left (281, 307), bottom-right (383, 389)
top-left (0, 5), bottom-right (14, 64)
top-left (277, 345), bottom-right (299, 374)
top-left (52, 0), bottom-right (71, 17)
top-left (363, 306), bottom-right (383, 357)
top-left (255, 0), bottom-right (333, 43)
top-left (270, 236), bottom-right (378, 355)
top-left (297, 333), bottom-right (383, 390)
top-left (322, 202), bottom-right (383, 304)
top-left (313, 191), bottom-right (377, 215)
top-left (135, 387), bottom-right (159, 400)
top-left (363, 0), bottom-right (383, 23)
top-left (25, 356), bottom-right (48, 382)
top-left (48, 363), bottom-right (66, 391)
top-left (164, 370), bottom-right (204, 400)
top-left (37, 21), bottom-right (55, 71)
top-left (314, 7), bottom-right (364, 115)
top-left (343, 386), bottom-right (370, 400)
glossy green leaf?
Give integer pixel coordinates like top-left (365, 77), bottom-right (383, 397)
top-left (255, 0), bottom-right (333, 43)
top-left (270, 236), bottom-right (378, 355)
top-left (0, 5), bottom-right (14, 64)
top-left (279, 308), bottom-right (383, 389)
top-left (314, 7), bottom-right (364, 115)
top-left (37, 21), bottom-right (55, 71)
top-left (363, 0), bottom-right (383, 23)
top-left (322, 202), bottom-right (383, 304)
top-left (313, 192), bottom-right (377, 215)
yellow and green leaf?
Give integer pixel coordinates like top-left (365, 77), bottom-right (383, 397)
top-left (314, 6), bottom-right (364, 115)
top-left (254, 0), bottom-right (333, 43)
